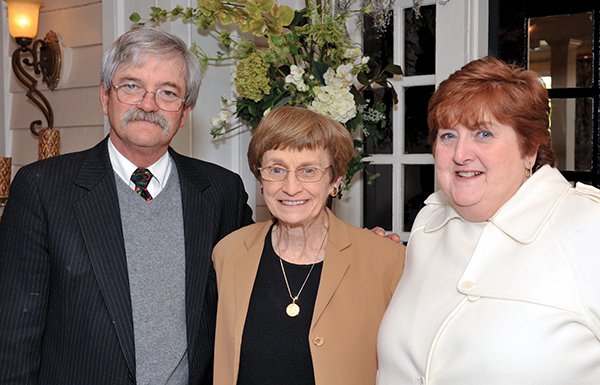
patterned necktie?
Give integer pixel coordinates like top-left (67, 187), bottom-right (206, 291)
top-left (131, 168), bottom-right (153, 201)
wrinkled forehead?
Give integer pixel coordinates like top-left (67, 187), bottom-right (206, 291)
top-left (115, 53), bottom-right (186, 84)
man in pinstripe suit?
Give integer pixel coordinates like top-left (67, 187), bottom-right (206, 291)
top-left (0, 27), bottom-right (253, 384)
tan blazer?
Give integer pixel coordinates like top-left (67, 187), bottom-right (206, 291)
top-left (212, 209), bottom-right (405, 385)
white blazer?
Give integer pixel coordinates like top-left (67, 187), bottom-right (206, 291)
top-left (377, 165), bottom-right (600, 385)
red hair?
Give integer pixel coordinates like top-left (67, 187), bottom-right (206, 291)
top-left (428, 56), bottom-right (557, 170)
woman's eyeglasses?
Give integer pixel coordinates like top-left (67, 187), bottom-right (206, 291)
top-left (258, 165), bottom-right (331, 183)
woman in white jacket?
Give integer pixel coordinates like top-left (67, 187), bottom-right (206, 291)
top-left (377, 56), bottom-right (600, 385)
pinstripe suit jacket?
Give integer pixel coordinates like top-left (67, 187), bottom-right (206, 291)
top-left (0, 137), bottom-right (253, 384)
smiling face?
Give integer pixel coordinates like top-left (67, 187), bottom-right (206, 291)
top-left (100, 55), bottom-right (192, 166)
top-left (434, 118), bottom-right (538, 222)
top-left (261, 148), bottom-right (342, 229)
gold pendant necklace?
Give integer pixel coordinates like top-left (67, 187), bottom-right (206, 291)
top-left (277, 226), bottom-right (329, 318)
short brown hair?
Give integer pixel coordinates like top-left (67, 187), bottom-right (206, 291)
top-left (248, 106), bottom-right (355, 182)
top-left (428, 56), bottom-right (557, 171)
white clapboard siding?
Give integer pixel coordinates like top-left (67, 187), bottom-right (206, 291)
top-left (7, 0), bottom-right (103, 170)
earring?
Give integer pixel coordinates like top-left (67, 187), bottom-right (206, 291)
top-left (260, 186), bottom-right (264, 195)
top-left (525, 163), bottom-right (532, 179)
top-left (330, 186), bottom-right (339, 197)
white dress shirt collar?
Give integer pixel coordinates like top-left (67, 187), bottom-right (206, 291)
top-left (107, 137), bottom-right (172, 198)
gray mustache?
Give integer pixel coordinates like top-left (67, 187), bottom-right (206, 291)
top-left (121, 109), bottom-right (169, 134)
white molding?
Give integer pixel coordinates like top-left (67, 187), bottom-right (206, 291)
top-left (1, 3), bottom-right (12, 156)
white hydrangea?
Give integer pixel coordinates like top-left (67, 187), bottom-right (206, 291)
top-left (308, 85), bottom-right (356, 123)
top-left (308, 63), bottom-right (360, 123)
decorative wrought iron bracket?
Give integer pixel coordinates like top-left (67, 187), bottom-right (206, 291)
top-left (12, 30), bottom-right (61, 137)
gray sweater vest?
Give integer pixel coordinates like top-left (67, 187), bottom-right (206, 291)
top-left (115, 166), bottom-right (188, 384)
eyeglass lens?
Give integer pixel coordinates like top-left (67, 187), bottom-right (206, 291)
top-left (261, 166), bottom-right (328, 182)
top-left (115, 83), bottom-right (184, 112)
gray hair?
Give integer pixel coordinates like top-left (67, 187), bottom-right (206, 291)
top-left (100, 26), bottom-right (201, 108)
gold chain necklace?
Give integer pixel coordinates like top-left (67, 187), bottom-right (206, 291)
top-left (277, 226), bottom-right (329, 317)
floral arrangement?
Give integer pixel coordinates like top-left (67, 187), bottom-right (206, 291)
top-left (131, 0), bottom-right (401, 196)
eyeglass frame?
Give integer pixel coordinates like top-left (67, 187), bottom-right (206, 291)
top-left (257, 165), bottom-right (332, 183)
top-left (111, 83), bottom-right (187, 112)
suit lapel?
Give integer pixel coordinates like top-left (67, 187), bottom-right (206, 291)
top-left (311, 211), bottom-right (351, 328)
top-left (228, 215), bottom-right (351, 355)
top-left (169, 149), bottom-right (215, 364)
top-left (73, 138), bottom-right (136, 375)
top-left (232, 221), bottom-right (273, 378)
top-left (224, 215), bottom-right (350, 380)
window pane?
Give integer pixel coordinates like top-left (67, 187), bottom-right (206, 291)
top-left (550, 97), bottom-right (592, 172)
top-left (405, 85), bottom-right (434, 154)
top-left (363, 12), bottom-right (394, 155)
top-left (364, 165), bottom-right (393, 231)
top-left (404, 4), bottom-right (436, 76)
top-left (364, 89), bottom-right (394, 154)
top-left (528, 13), bottom-right (592, 89)
top-left (403, 165), bottom-right (435, 232)
top-left (364, 12), bottom-right (393, 68)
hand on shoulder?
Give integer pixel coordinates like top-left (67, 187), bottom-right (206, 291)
top-left (368, 226), bottom-right (402, 244)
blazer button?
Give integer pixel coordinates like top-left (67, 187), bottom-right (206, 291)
top-left (313, 335), bottom-right (325, 347)
top-left (460, 280), bottom-right (475, 290)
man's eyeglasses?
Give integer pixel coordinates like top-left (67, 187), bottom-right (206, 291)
top-left (112, 83), bottom-right (186, 112)
top-left (258, 165), bottom-right (331, 183)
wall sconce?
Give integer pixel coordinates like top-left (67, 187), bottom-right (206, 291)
top-left (4, 0), bottom-right (60, 159)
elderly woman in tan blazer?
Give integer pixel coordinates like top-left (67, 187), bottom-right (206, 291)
top-left (212, 106), bottom-right (405, 385)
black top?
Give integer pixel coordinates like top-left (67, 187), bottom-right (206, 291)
top-left (237, 225), bottom-right (323, 385)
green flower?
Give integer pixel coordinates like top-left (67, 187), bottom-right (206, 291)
top-left (266, 39), bottom-right (290, 64)
top-left (233, 38), bottom-right (257, 59)
top-left (199, 0), bottom-right (222, 12)
top-left (218, 30), bottom-right (232, 47)
top-left (322, 20), bottom-right (344, 44)
top-left (234, 51), bottom-right (272, 102)
top-left (246, 0), bottom-right (276, 15)
top-left (296, 19), bottom-right (345, 47)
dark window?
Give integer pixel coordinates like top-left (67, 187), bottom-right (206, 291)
top-left (490, 0), bottom-right (599, 186)
top-left (404, 85), bottom-right (434, 154)
top-left (403, 165), bottom-right (435, 232)
top-left (404, 5), bottom-right (436, 76)
top-left (364, 164), bottom-right (393, 231)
